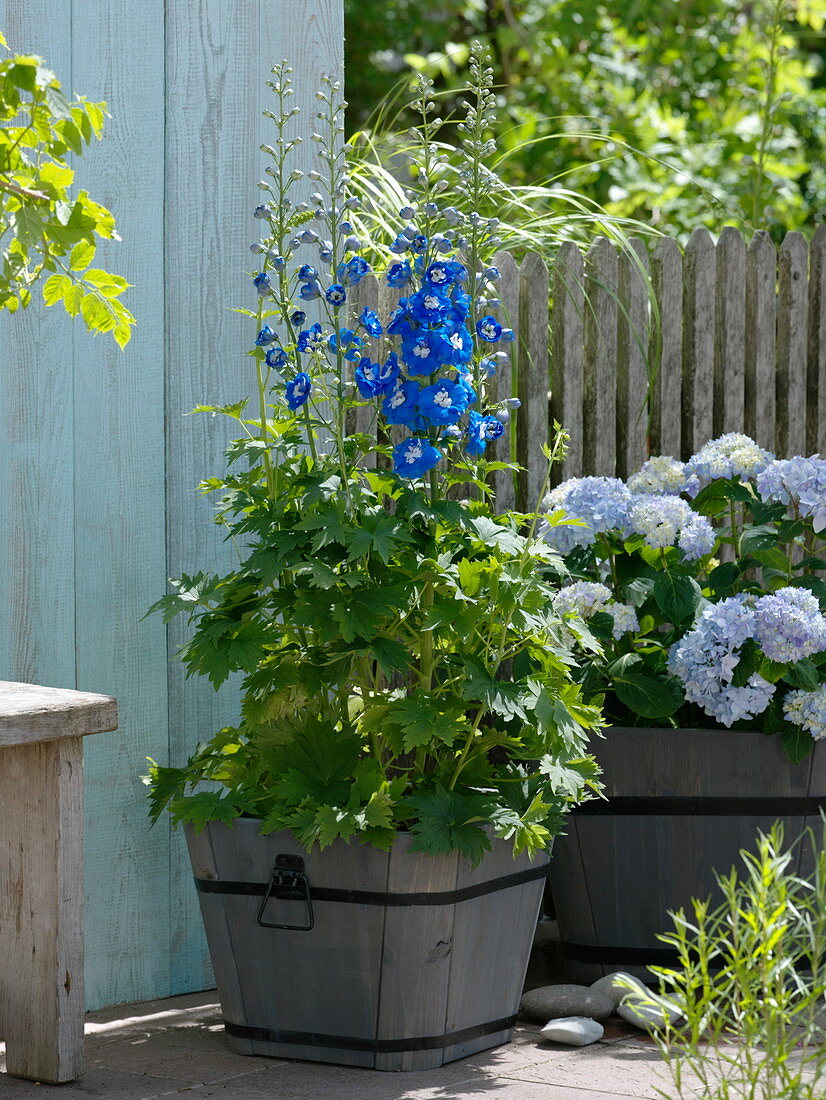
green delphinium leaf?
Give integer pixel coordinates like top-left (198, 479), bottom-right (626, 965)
top-left (405, 787), bottom-right (493, 864)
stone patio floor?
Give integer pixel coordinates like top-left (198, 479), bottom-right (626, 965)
top-left (0, 991), bottom-right (673, 1099)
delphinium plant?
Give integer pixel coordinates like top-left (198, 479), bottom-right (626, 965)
top-left (147, 46), bottom-right (602, 864)
top-left (539, 433), bottom-right (826, 762)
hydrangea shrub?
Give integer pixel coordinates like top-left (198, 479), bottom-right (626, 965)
top-left (541, 433), bottom-right (826, 761)
top-left (146, 49), bottom-right (603, 863)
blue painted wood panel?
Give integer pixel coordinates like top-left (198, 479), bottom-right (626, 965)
top-left (0, 0), bottom-right (342, 1010)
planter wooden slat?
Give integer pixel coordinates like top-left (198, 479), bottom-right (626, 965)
top-left (186, 822), bottom-right (548, 1071)
top-left (549, 729), bottom-right (826, 982)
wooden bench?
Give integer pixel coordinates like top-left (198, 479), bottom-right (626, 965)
top-left (0, 681), bottom-right (118, 1083)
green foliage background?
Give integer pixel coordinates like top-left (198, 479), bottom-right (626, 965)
top-left (345, 0), bottom-right (826, 238)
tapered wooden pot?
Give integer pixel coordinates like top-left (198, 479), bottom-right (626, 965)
top-left (550, 728), bottom-right (826, 982)
top-left (185, 819), bottom-right (549, 1071)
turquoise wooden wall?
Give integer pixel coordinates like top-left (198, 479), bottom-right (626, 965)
top-left (0, 0), bottom-right (343, 1010)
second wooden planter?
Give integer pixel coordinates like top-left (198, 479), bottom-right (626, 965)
top-left (549, 727), bottom-right (826, 982)
top-left (185, 819), bottom-right (549, 1071)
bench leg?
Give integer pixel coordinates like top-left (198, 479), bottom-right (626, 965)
top-left (0, 737), bottom-right (85, 1083)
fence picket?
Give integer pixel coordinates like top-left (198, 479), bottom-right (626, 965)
top-left (745, 231), bottom-right (777, 452)
top-left (517, 252), bottom-right (550, 510)
top-left (809, 226), bottom-right (826, 456)
top-left (582, 237), bottom-right (618, 476)
top-left (492, 251), bottom-right (520, 511)
top-left (616, 238), bottom-right (649, 477)
top-left (550, 242), bottom-right (585, 483)
top-left (683, 228), bottom-right (716, 456)
top-left (649, 238), bottom-right (683, 458)
top-left (777, 232), bottom-right (809, 458)
top-left (714, 226), bottom-right (746, 436)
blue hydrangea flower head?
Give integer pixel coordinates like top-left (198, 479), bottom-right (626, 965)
top-left (285, 372), bottom-right (312, 410)
top-left (784, 687), bottom-right (826, 741)
top-left (688, 433), bottom-right (773, 486)
top-left (540, 477), bottom-right (633, 553)
top-left (753, 587), bottom-right (826, 663)
top-left (393, 437), bottom-right (441, 479)
top-left (628, 494), bottom-right (714, 559)
top-left (756, 456), bottom-right (826, 532)
top-left (418, 379), bottom-right (470, 426)
top-left (628, 455), bottom-right (700, 497)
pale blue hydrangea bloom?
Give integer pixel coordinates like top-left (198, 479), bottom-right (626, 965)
top-left (628, 494), bottom-right (715, 559)
top-left (687, 433), bottom-right (773, 487)
top-left (756, 455), bottom-right (826, 532)
top-left (668, 596), bottom-right (775, 726)
top-left (783, 687), bottom-right (826, 741)
top-left (752, 587), bottom-right (826, 663)
top-left (627, 455), bottom-right (700, 498)
top-left (553, 581), bottom-right (638, 639)
top-left (540, 477), bottom-right (633, 553)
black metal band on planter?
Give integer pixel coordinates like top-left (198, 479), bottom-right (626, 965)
top-left (194, 859), bottom-right (550, 907)
top-left (561, 941), bottom-right (682, 966)
top-left (223, 1014), bottom-right (518, 1053)
top-left (573, 795), bottom-right (826, 817)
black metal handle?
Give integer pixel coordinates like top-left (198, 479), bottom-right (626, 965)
top-left (256, 854), bottom-right (314, 931)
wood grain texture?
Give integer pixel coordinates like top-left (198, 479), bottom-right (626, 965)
top-left (491, 250), bottom-right (519, 511)
top-left (745, 231), bottom-right (777, 451)
top-left (69, 0), bottom-right (171, 1011)
top-left (582, 238), bottom-right (618, 475)
top-left (616, 238), bottom-right (649, 476)
top-left (0, 738), bottom-right (85, 1082)
top-left (649, 238), bottom-right (683, 457)
top-left (0, 2), bottom-right (75, 691)
top-left (808, 226), bottom-right (826, 456)
top-left (374, 836), bottom-right (457, 1071)
top-left (0, 681), bottom-right (117, 746)
top-left (714, 227), bottom-right (746, 435)
top-left (682, 228), bottom-right (716, 455)
top-left (550, 242), bottom-right (585, 483)
top-left (777, 232), bottom-right (808, 458)
top-left (517, 252), bottom-right (550, 509)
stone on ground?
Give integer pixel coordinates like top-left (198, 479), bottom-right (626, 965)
top-left (590, 970), bottom-right (649, 1009)
top-left (617, 991), bottom-right (683, 1032)
top-left (521, 983), bottom-right (613, 1022)
top-left (540, 1016), bottom-right (604, 1046)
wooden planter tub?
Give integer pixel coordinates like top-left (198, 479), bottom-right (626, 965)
top-left (549, 727), bottom-right (826, 982)
top-left (185, 820), bottom-right (549, 1071)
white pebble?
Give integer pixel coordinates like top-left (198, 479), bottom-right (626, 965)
top-left (539, 1016), bottom-right (604, 1046)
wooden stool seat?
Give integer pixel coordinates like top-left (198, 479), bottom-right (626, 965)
top-left (0, 681), bottom-right (117, 1083)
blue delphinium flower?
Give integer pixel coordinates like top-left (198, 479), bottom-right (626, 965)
top-left (628, 494), bottom-right (715, 559)
top-left (393, 436), bottom-right (441, 479)
top-left (382, 379), bottom-right (420, 426)
top-left (290, 310), bottom-right (306, 327)
top-left (752, 587), bottom-right (826, 663)
top-left (298, 265), bottom-right (318, 281)
top-left (476, 316), bottom-right (502, 342)
top-left (465, 411), bottom-right (505, 456)
top-left (387, 260), bottom-right (412, 289)
top-left (418, 379), bottom-right (470, 426)
top-left (688, 433), bottom-right (773, 486)
top-left (442, 325), bottom-right (474, 367)
top-left (328, 329), bottom-right (363, 361)
top-left (784, 687), bottom-right (826, 741)
top-left (410, 288), bottom-right (452, 324)
top-left (756, 456), bottom-right (826, 532)
top-left (253, 272), bottom-right (271, 296)
top-left (253, 204), bottom-right (270, 219)
top-left (401, 331), bottom-right (446, 377)
top-left (410, 234), bottom-right (428, 254)
top-left (299, 280), bottom-right (322, 301)
top-left (265, 346), bottom-right (288, 369)
top-left (297, 323), bottom-right (324, 352)
top-left (255, 325), bottom-right (276, 347)
top-left (354, 353), bottom-right (399, 399)
top-left (386, 299), bottom-right (414, 338)
top-left (285, 372), bottom-right (312, 410)
top-left (454, 372), bottom-right (477, 408)
top-left (668, 596), bottom-right (775, 726)
top-left (358, 308), bottom-right (383, 337)
top-left (337, 256), bottom-right (370, 286)
top-left (628, 455), bottom-right (700, 498)
top-left (540, 477), bottom-right (633, 553)
top-left (325, 284), bottom-right (347, 308)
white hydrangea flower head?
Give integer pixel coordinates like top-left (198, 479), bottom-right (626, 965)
top-left (628, 455), bottom-right (700, 498)
top-left (783, 687), bottom-right (826, 741)
top-left (687, 433), bottom-right (773, 487)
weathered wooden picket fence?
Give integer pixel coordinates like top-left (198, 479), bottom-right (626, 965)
top-left (357, 226), bottom-right (826, 512)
